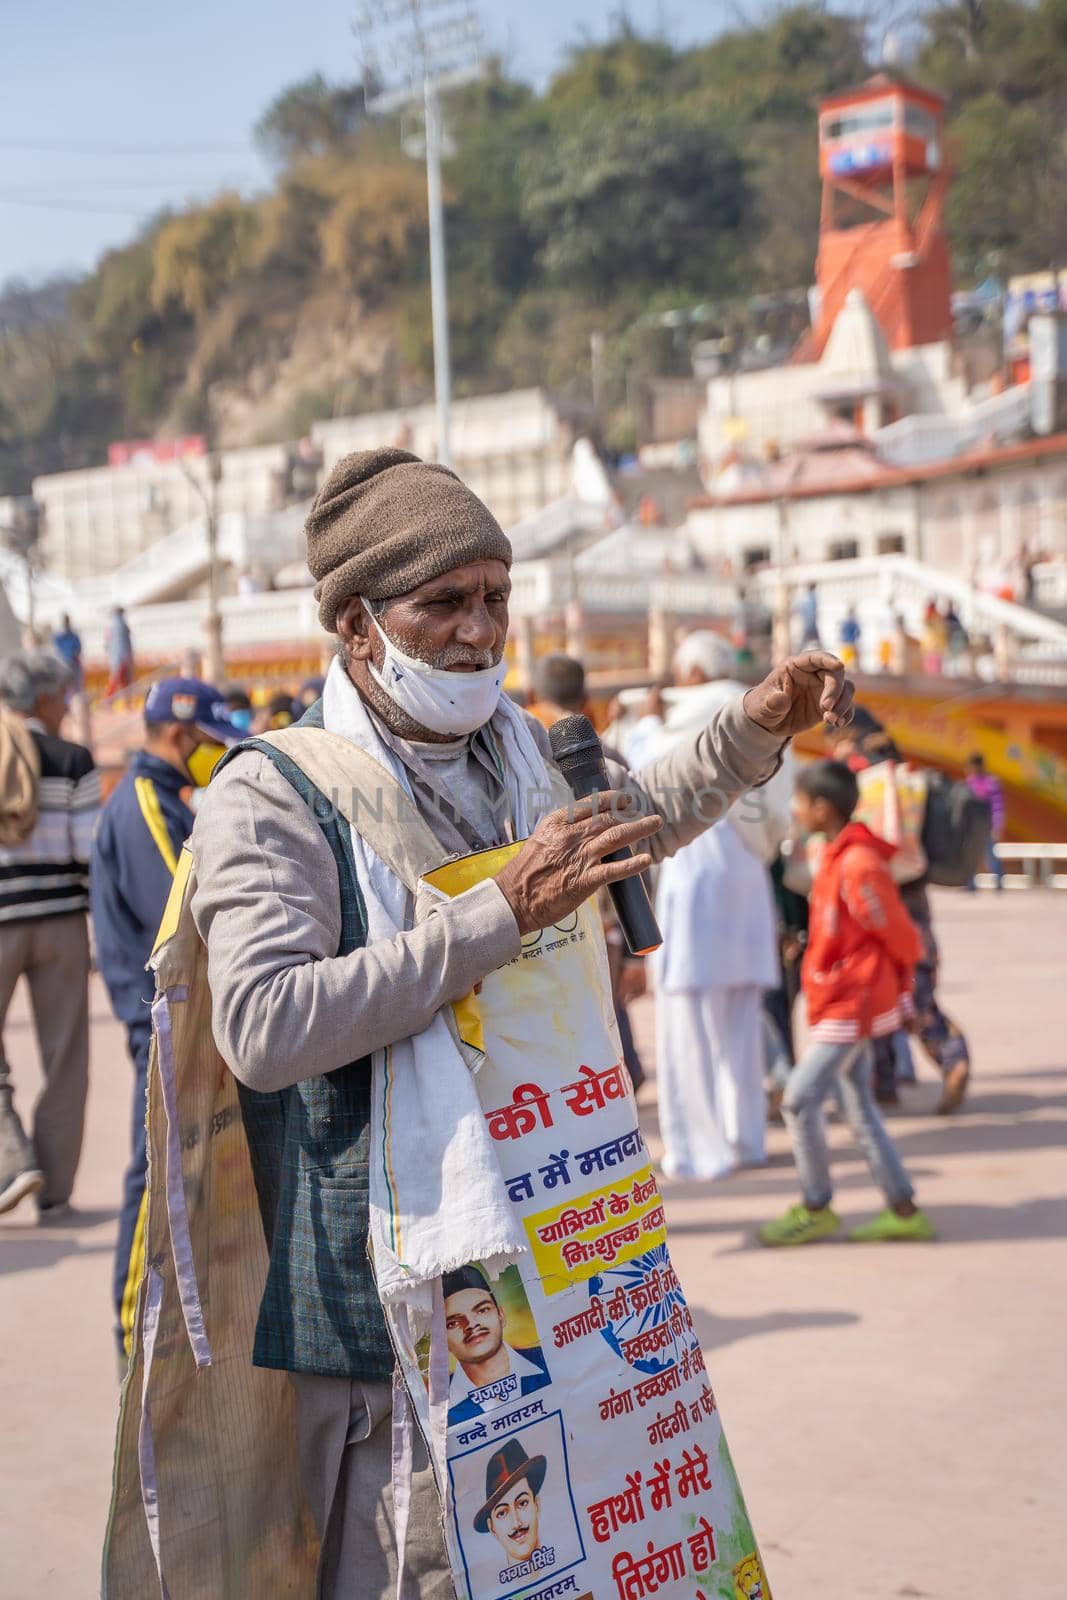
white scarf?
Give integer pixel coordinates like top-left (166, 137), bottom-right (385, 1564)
top-left (321, 659), bottom-right (556, 1315)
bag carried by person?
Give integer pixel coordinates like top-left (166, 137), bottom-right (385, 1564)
top-left (921, 770), bottom-right (992, 887)
top-left (853, 761), bottom-right (928, 884)
top-left (0, 706), bottom-right (39, 844)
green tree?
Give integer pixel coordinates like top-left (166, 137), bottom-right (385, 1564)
top-left (521, 110), bottom-right (751, 297)
top-left (318, 158), bottom-right (428, 303)
top-left (255, 74), bottom-right (366, 167)
top-left (947, 93), bottom-right (1067, 273)
top-left (151, 195), bottom-right (260, 321)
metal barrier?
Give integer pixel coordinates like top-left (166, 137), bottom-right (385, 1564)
top-left (975, 843), bottom-right (1067, 890)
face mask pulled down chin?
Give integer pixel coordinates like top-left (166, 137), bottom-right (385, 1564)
top-left (362, 600), bottom-right (505, 737)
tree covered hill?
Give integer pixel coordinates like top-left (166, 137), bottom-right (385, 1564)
top-left (2, 1), bottom-right (1065, 495)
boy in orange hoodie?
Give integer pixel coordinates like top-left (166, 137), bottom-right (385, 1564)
top-left (761, 760), bottom-right (936, 1245)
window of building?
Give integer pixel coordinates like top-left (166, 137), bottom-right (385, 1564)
top-left (903, 104), bottom-right (936, 139)
top-left (877, 532), bottom-right (906, 554)
top-left (828, 538), bottom-right (860, 561)
top-left (824, 101), bottom-right (894, 141)
top-left (742, 547), bottom-right (772, 570)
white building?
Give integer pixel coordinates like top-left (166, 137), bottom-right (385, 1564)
top-left (33, 444), bottom-right (292, 585)
top-left (700, 290), bottom-right (973, 467)
top-left (30, 387), bottom-right (573, 587)
top-left (688, 431), bottom-right (1067, 586)
top-left (310, 388), bottom-right (572, 533)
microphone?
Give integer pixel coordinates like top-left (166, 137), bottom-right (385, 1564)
top-left (549, 715), bottom-right (662, 957)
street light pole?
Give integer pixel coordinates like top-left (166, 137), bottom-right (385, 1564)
top-left (355, 1), bottom-right (485, 470)
top-left (423, 73), bottom-right (453, 467)
top-left (180, 455), bottom-right (225, 683)
top-left (204, 459), bottom-right (225, 685)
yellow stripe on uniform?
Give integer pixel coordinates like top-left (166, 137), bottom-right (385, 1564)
top-left (134, 776), bottom-right (179, 876)
top-left (152, 848), bottom-right (193, 955)
top-left (123, 776), bottom-right (181, 1354)
top-left (120, 1187), bottom-right (148, 1357)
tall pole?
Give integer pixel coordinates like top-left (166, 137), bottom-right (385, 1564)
top-left (355, 1), bottom-right (483, 472)
top-left (204, 473), bottom-right (224, 685)
top-left (181, 455), bottom-right (225, 683)
top-left (424, 75), bottom-right (452, 469)
top-left (773, 495), bottom-right (792, 662)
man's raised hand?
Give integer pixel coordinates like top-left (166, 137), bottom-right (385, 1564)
top-left (743, 651), bottom-right (855, 737)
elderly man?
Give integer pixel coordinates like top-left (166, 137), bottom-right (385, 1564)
top-left (0, 650), bottom-right (99, 1218)
top-left (189, 447), bottom-right (851, 1598)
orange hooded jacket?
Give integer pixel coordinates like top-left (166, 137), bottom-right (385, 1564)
top-left (803, 821), bottom-right (923, 1044)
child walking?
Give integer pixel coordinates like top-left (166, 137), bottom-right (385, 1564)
top-left (761, 759), bottom-right (936, 1246)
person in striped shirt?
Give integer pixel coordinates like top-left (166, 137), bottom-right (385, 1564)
top-left (0, 650), bottom-right (99, 1218)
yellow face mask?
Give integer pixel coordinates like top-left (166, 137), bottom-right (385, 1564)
top-left (186, 739), bottom-right (227, 788)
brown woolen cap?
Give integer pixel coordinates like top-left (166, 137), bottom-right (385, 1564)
top-left (305, 446), bottom-right (513, 631)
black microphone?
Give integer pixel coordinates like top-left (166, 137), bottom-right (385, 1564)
top-left (549, 714), bottom-right (662, 957)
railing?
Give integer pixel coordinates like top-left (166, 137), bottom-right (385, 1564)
top-left (982, 843), bottom-right (1067, 889)
top-left (1032, 562), bottom-right (1067, 609)
top-left (76, 586), bottom-right (324, 659)
top-left (508, 496), bottom-right (609, 563)
top-left (747, 554), bottom-right (1067, 650)
top-left (872, 385), bottom-right (1032, 468)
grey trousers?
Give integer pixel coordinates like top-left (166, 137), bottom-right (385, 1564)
top-left (783, 1037), bottom-right (915, 1211)
top-left (289, 1374), bottom-right (456, 1600)
top-left (0, 912), bottom-right (90, 1205)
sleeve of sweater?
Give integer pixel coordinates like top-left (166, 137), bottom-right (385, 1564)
top-left (840, 850), bottom-right (923, 971)
top-left (519, 697), bottom-right (785, 862)
top-left (613, 698), bottom-right (787, 862)
top-left (189, 751), bottom-right (521, 1092)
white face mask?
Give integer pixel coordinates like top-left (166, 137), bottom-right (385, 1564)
top-left (362, 601), bottom-right (506, 736)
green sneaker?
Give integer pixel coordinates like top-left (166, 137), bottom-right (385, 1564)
top-left (758, 1202), bottom-right (841, 1248)
top-left (847, 1207), bottom-right (937, 1243)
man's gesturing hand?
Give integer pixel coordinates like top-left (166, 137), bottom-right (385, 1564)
top-left (743, 651), bottom-right (855, 737)
top-left (495, 792), bottom-right (662, 937)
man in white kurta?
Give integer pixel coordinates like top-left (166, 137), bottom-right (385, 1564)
top-left (655, 815), bottom-right (780, 1178)
top-left (626, 633), bottom-right (785, 1180)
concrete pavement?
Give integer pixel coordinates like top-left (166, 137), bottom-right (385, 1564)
top-left (1, 889), bottom-right (1064, 1597)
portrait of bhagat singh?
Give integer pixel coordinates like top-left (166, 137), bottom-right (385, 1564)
top-left (474, 1437), bottom-right (556, 1582)
top-left (444, 1263), bottom-right (551, 1426)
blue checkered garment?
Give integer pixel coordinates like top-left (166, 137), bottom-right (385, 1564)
top-left (213, 700), bottom-right (395, 1380)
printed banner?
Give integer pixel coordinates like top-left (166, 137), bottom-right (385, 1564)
top-left (395, 846), bottom-right (770, 1600)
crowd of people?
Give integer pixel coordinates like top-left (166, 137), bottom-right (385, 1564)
top-left (794, 583), bottom-right (982, 678)
top-left (0, 446), bottom-right (1007, 1598)
top-left (0, 631), bottom-right (994, 1259)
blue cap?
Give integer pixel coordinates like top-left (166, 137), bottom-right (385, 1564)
top-left (143, 677), bottom-right (240, 744)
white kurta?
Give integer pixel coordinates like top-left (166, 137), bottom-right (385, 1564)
top-left (654, 816), bottom-right (780, 1180)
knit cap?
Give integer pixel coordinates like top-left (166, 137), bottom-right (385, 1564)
top-left (305, 447), bottom-right (513, 630)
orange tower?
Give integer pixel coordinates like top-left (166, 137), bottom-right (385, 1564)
top-left (798, 75), bottom-right (953, 361)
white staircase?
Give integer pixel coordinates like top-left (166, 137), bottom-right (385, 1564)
top-left (871, 384), bottom-right (1033, 468)
top-left (747, 554), bottom-right (1067, 680)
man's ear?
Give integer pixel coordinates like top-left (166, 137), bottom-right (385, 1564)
top-left (337, 597), bottom-right (375, 662)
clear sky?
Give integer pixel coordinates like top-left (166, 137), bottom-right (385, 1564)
top-left (1, 0), bottom-right (722, 285)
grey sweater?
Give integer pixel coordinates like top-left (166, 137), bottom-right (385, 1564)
top-left (190, 701), bottom-right (783, 1094)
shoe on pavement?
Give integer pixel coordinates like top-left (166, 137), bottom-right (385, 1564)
top-left (36, 1199), bottom-right (72, 1224)
top-left (0, 1089), bottom-right (43, 1216)
top-left (759, 1203), bottom-right (841, 1248)
top-left (0, 1165), bottom-right (45, 1216)
top-left (848, 1207), bottom-right (937, 1243)
top-left (936, 1062), bottom-right (970, 1115)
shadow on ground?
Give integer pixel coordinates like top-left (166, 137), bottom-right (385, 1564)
top-left (0, 1206), bottom-right (117, 1275)
top-left (688, 1301), bottom-right (859, 1353)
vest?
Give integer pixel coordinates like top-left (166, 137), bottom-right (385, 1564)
top-left (217, 702), bottom-right (394, 1381)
